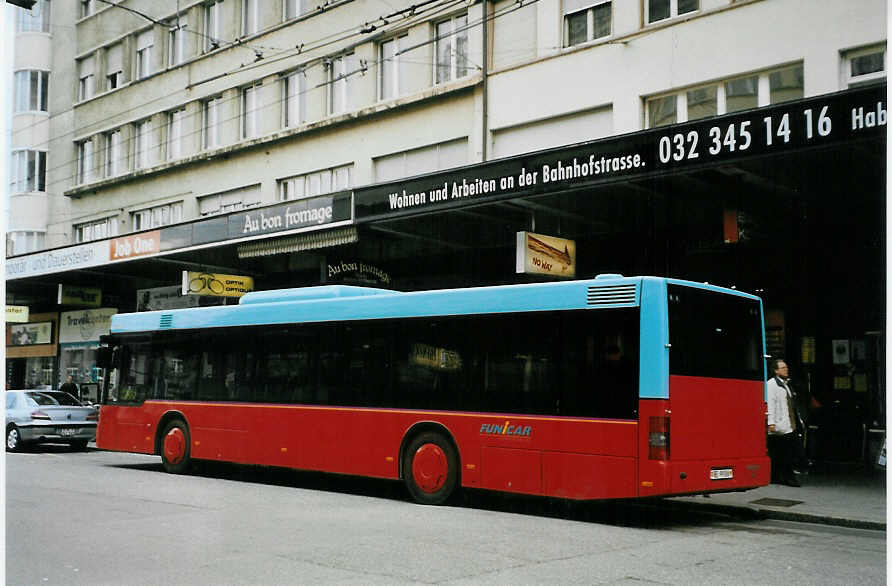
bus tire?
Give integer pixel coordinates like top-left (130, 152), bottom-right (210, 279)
top-left (403, 432), bottom-right (458, 505)
top-left (160, 419), bottom-right (191, 474)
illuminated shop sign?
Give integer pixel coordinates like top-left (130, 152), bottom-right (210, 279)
top-left (182, 271), bottom-right (254, 298)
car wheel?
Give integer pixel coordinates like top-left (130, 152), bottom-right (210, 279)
top-left (69, 439), bottom-right (89, 451)
top-left (6, 425), bottom-right (23, 452)
top-left (160, 419), bottom-right (191, 474)
top-left (403, 432), bottom-right (458, 505)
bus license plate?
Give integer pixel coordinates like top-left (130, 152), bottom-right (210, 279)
top-left (710, 468), bottom-right (733, 480)
top-left (59, 428), bottom-right (76, 437)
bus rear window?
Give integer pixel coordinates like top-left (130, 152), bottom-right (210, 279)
top-left (667, 284), bottom-right (763, 381)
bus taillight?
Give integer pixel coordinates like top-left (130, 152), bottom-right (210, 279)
top-left (648, 416), bottom-right (670, 460)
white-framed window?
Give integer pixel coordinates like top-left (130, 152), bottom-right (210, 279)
top-left (374, 138), bottom-right (467, 182)
top-left (282, 70), bottom-right (304, 127)
top-left (646, 0), bottom-right (698, 24)
top-left (167, 109), bottom-right (185, 160)
top-left (279, 164), bottom-right (353, 201)
top-left (7, 231), bottom-right (46, 256)
top-left (168, 20), bottom-right (186, 66)
top-left (10, 150), bottom-right (47, 193)
top-left (563, 0), bottom-right (611, 47)
top-left (199, 186), bottom-right (261, 216)
top-left (203, 96), bottom-right (222, 149)
top-left (78, 56), bottom-right (95, 101)
top-left (435, 14), bottom-right (469, 84)
top-left (16, 0), bottom-right (50, 33)
top-left (77, 139), bottom-right (95, 184)
top-left (327, 53), bottom-right (355, 115)
top-left (136, 29), bottom-right (154, 79)
top-left (106, 43), bottom-right (123, 90)
top-left (843, 45), bottom-right (886, 87)
top-left (380, 34), bottom-right (408, 100)
top-left (134, 119), bottom-right (152, 169)
top-left (242, 84), bottom-right (259, 138)
top-left (75, 217), bottom-right (118, 243)
top-left (284, 0), bottom-right (302, 20)
top-left (645, 63), bottom-right (803, 128)
top-left (80, 0), bottom-right (94, 19)
top-left (205, 1), bottom-right (224, 52)
top-left (14, 70), bottom-right (49, 112)
top-left (242, 0), bottom-right (258, 36)
top-left (132, 202), bottom-right (183, 231)
top-left (104, 129), bottom-right (124, 177)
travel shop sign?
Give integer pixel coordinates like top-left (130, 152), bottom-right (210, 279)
top-left (355, 83), bottom-right (886, 221)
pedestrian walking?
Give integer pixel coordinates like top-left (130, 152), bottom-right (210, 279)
top-left (60, 375), bottom-right (80, 400)
top-left (766, 359), bottom-right (802, 486)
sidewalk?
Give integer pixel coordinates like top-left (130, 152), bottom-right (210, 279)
top-left (671, 463), bottom-right (887, 530)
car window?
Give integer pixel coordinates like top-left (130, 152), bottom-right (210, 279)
top-left (44, 391), bottom-right (82, 406)
top-left (25, 392), bottom-right (60, 406)
top-left (6, 393), bottom-right (18, 409)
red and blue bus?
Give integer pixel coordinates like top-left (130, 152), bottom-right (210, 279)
top-left (96, 275), bottom-right (770, 504)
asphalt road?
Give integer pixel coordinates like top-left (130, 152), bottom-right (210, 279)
top-left (6, 445), bottom-right (886, 585)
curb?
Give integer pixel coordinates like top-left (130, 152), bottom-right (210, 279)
top-left (667, 499), bottom-right (886, 531)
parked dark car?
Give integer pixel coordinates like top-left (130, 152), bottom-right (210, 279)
top-left (5, 390), bottom-right (98, 452)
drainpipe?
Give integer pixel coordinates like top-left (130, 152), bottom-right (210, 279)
top-left (481, 0), bottom-right (489, 162)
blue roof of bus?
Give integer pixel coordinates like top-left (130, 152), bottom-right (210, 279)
top-left (108, 276), bottom-right (759, 334)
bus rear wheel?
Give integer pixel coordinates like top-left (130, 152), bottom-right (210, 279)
top-left (403, 432), bottom-right (458, 505)
top-left (160, 419), bottom-right (191, 474)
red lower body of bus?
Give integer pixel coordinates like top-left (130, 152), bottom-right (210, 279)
top-left (97, 375), bottom-right (769, 500)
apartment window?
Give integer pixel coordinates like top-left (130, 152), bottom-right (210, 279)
top-left (106, 43), bottom-right (123, 90)
top-left (645, 64), bottom-right (803, 128)
top-left (14, 70), bottom-right (49, 112)
top-left (563, 0), bottom-right (611, 47)
top-left (282, 70), bottom-right (304, 127)
top-left (136, 29), bottom-right (154, 79)
top-left (77, 139), bottom-right (95, 184)
top-left (435, 14), bottom-right (469, 84)
top-left (647, 0), bottom-right (697, 24)
top-left (7, 232), bottom-right (45, 256)
top-left (203, 96), bottom-right (222, 149)
top-left (328, 54), bottom-right (355, 115)
top-left (167, 109), bottom-right (185, 160)
top-left (10, 150), bottom-right (47, 193)
top-left (374, 139), bottom-right (467, 182)
top-left (205, 1), bottom-right (224, 51)
top-left (16, 0), bottom-right (50, 33)
top-left (199, 186), bottom-right (261, 216)
top-left (132, 202), bottom-right (183, 231)
top-left (80, 0), bottom-right (94, 19)
top-left (242, 85), bottom-right (259, 138)
top-left (284, 0), bottom-right (302, 20)
top-left (844, 46), bottom-right (886, 87)
top-left (78, 56), bottom-right (95, 101)
top-left (75, 217), bottom-right (118, 243)
top-left (105, 130), bottom-right (123, 177)
top-left (134, 119), bottom-right (152, 169)
top-left (242, 0), bottom-right (258, 36)
top-left (380, 34), bottom-right (408, 100)
top-left (168, 21), bottom-right (186, 66)
top-left (279, 164), bottom-right (353, 201)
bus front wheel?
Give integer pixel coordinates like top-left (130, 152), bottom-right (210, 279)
top-left (160, 419), bottom-right (191, 474)
top-left (403, 432), bottom-right (458, 505)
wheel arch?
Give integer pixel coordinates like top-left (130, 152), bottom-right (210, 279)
top-left (399, 421), bottom-right (461, 482)
top-left (154, 410), bottom-right (189, 456)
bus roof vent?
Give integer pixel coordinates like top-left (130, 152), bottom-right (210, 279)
top-left (159, 314), bottom-right (174, 329)
top-left (240, 285), bottom-right (396, 305)
top-left (587, 284), bottom-right (638, 306)
top-left (595, 273), bottom-right (624, 280)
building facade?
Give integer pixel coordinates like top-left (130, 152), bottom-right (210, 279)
top-left (6, 0), bottom-right (887, 461)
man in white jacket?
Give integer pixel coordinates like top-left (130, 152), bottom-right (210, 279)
top-left (766, 359), bottom-right (801, 486)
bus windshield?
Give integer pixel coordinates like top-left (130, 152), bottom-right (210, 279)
top-left (667, 284), bottom-right (763, 381)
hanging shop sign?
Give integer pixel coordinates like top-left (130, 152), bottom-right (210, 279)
top-left (8, 321), bottom-right (53, 346)
top-left (137, 285), bottom-right (202, 311)
top-left (57, 284), bottom-right (102, 307)
top-left (516, 232), bottom-right (576, 278)
top-left (355, 84), bottom-right (886, 221)
top-left (59, 308), bottom-right (118, 344)
top-left (325, 260), bottom-right (392, 286)
top-left (5, 306), bottom-right (29, 323)
top-left (182, 271), bottom-right (254, 298)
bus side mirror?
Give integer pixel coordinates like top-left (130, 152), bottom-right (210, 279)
top-left (96, 347), bottom-right (113, 369)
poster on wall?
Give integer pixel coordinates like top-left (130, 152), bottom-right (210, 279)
top-left (8, 322), bottom-right (53, 346)
top-left (832, 339), bottom-right (851, 365)
top-left (515, 232), bottom-right (576, 278)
